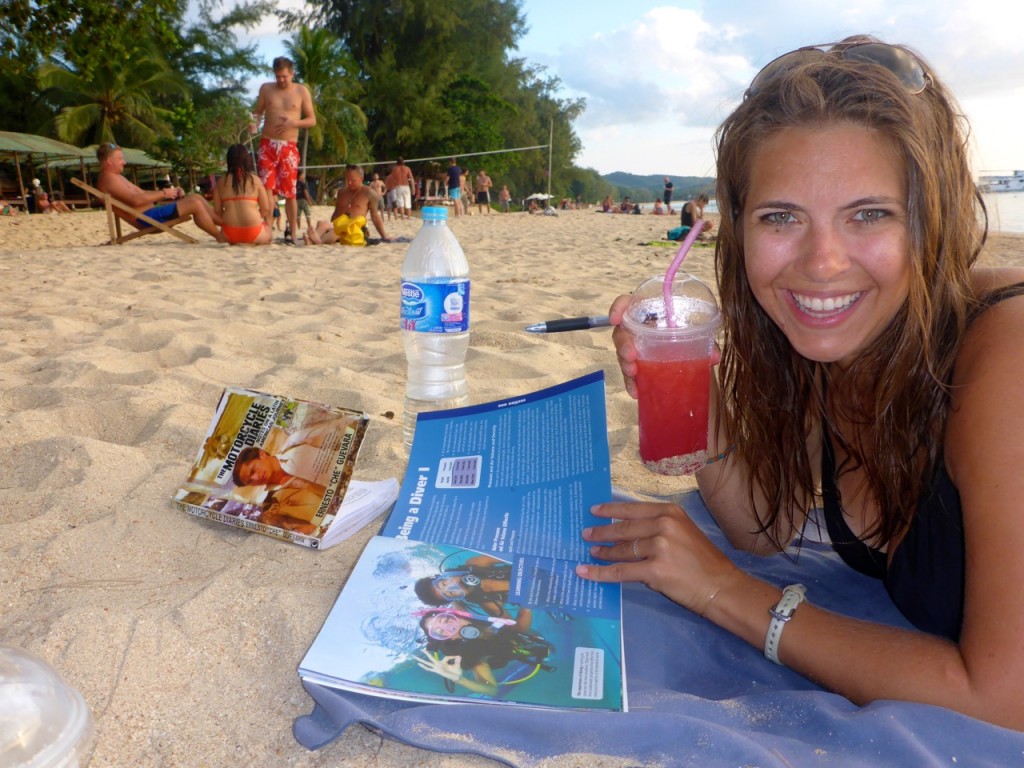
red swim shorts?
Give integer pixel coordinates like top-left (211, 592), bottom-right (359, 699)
top-left (258, 138), bottom-right (300, 199)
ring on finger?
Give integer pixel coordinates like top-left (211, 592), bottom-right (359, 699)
top-left (631, 538), bottom-right (642, 561)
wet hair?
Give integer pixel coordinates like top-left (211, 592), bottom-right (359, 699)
top-left (225, 144), bottom-right (255, 196)
top-left (713, 35), bottom-right (986, 548)
top-left (272, 56), bottom-right (294, 72)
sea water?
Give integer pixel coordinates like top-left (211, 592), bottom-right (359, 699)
top-left (984, 192), bottom-right (1024, 233)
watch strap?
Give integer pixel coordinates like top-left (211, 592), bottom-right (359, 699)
top-left (763, 584), bottom-right (807, 665)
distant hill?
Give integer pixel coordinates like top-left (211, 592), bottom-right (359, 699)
top-left (602, 172), bottom-right (715, 202)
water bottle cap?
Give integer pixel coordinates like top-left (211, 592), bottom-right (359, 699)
top-left (421, 206), bottom-right (448, 222)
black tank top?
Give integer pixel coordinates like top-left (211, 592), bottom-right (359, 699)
top-left (820, 282), bottom-right (1024, 641)
top-left (680, 204), bottom-right (696, 228)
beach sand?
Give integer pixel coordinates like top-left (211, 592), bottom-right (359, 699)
top-left (2, 206), bottom-right (1021, 766)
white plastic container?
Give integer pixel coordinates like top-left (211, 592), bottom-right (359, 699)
top-left (400, 206), bottom-right (470, 447)
top-left (0, 645), bottom-right (93, 768)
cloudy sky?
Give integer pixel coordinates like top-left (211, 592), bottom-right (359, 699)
top-left (243, 0), bottom-right (1024, 178)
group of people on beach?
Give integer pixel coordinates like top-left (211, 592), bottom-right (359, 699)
top-left (0, 180), bottom-right (74, 216)
top-left (93, 56), bottom-right (517, 247)
top-left (94, 57), bottom-right (390, 247)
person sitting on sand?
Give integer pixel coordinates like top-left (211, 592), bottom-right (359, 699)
top-left (594, 35), bottom-right (1024, 731)
top-left (601, 194), bottom-right (613, 213)
top-left (652, 198), bottom-right (665, 215)
top-left (212, 144), bottom-right (273, 245)
top-left (33, 182), bottom-right (73, 214)
top-left (307, 164), bottom-right (391, 246)
top-left (680, 193), bottom-right (714, 239)
top-left (49, 192), bottom-right (73, 213)
top-left (96, 142), bottom-right (224, 241)
top-left (1, 198), bottom-right (18, 216)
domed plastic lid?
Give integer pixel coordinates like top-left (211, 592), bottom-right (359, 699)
top-left (0, 645), bottom-right (93, 768)
top-left (421, 206), bottom-right (448, 221)
top-left (623, 273), bottom-right (720, 338)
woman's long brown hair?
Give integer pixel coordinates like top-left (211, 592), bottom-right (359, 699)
top-left (226, 144), bottom-right (256, 196)
top-left (713, 38), bottom-right (987, 549)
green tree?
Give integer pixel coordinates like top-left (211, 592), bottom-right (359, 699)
top-left (168, 0), bottom-right (275, 109)
top-left (441, 76), bottom-right (516, 178)
top-left (3, 0), bottom-right (273, 146)
top-left (0, 0), bottom-right (179, 134)
top-left (284, 26), bottom-right (367, 169)
top-left (1, 0), bottom-right (180, 68)
top-left (292, 0), bottom-right (531, 160)
top-left (37, 41), bottom-right (187, 148)
top-left (288, 0), bottom-right (587, 196)
top-left (152, 97), bottom-right (253, 184)
top-left (565, 167), bottom-right (616, 205)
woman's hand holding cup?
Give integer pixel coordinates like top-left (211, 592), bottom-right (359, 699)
top-left (609, 293), bottom-right (639, 399)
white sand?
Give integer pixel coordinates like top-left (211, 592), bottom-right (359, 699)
top-left (1, 206), bottom-right (1019, 766)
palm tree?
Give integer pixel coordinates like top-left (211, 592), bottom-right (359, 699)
top-left (284, 27), bottom-right (367, 171)
top-left (37, 43), bottom-right (187, 149)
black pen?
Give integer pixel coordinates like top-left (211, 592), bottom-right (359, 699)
top-left (523, 315), bottom-right (611, 333)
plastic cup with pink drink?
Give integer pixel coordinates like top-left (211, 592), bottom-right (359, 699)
top-left (622, 223), bottom-right (720, 474)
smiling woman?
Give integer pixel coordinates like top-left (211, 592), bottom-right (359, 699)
top-left (742, 124), bottom-right (912, 367)
top-left (593, 35), bottom-right (1024, 731)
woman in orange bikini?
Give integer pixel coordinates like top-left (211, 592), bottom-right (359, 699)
top-left (213, 144), bottom-right (273, 245)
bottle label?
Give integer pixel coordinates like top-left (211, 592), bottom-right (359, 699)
top-left (401, 279), bottom-right (470, 333)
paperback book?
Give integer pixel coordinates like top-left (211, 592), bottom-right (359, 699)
top-left (299, 372), bottom-right (626, 711)
top-left (171, 387), bottom-right (399, 550)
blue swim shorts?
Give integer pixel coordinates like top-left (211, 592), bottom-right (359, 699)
top-left (137, 202), bottom-right (179, 227)
top-left (449, 188), bottom-right (461, 200)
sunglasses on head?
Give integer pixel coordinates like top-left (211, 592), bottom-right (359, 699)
top-left (746, 42), bottom-right (929, 98)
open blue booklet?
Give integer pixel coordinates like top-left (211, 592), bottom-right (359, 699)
top-left (298, 371), bottom-right (625, 712)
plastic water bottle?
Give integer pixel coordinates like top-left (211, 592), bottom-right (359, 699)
top-left (400, 206), bottom-right (470, 447)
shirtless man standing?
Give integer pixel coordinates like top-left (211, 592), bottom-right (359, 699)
top-left (95, 142), bottom-right (223, 240)
top-left (474, 169), bottom-right (493, 214)
top-left (307, 165), bottom-right (391, 245)
top-left (252, 57), bottom-right (316, 244)
top-left (368, 172), bottom-right (387, 220)
top-left (384, 158), bottom-right (415, 219)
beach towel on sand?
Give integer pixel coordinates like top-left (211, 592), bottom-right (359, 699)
top-left (294, 488), bottom-right (1024, 767)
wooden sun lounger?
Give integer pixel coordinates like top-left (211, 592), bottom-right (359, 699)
top-left (71, 177), bottom-right (198, 245)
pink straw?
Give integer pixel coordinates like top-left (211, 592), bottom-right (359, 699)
top-left (662, 220), bottom-right (707, 327)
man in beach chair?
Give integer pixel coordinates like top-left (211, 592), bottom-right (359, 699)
top-left (84, 142), bottom-right (224, 243)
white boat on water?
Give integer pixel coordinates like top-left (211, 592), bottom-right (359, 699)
top-left (979, 170), bottom-right (1024, 193)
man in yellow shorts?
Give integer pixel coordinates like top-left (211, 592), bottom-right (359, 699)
top-left (306, 164), bottom-right (391, 245)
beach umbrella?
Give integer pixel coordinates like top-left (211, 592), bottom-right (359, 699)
top-left (525, 193), bottom-right (552, 200)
